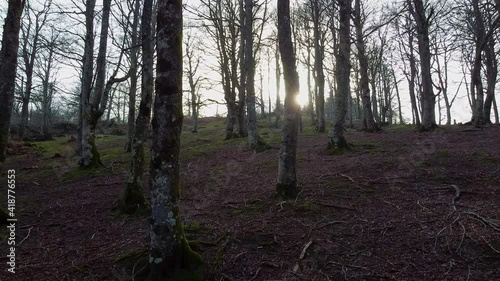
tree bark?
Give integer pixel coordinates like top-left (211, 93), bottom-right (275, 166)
top-left (120, 0), bottom-right (153, 215)
top-left (125, 0), bottom-right (142, 152)
top-left (0, 0), bottom-right (25, 165)
top-left (329, 0), bottom-right (351, 149)
top-left (354, 0), bottom-right (377, 132)
top-left (78, 0), bottom-right (98, 167)
top-left (147, 0), bottom-right (203, 279)
top-left (244, 0), bottom-right (260, 151)
top-left (312, 0), bottom-right (325, 132)
top-left (408, 0), bottom-right (436, 129)
top-left (276, 0), bottom-right (300, 199)
top-left (274, 41), bottom-right (282, 127)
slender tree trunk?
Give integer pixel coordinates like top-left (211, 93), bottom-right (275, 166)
top-left (329, 0), bottom-right (351, 149)
top-left (307, 45), bottom-right (314, 124)
top-left (405, 20), bottom-right (421, 126)
top-left (244, 0), bottom-right (259, 150)
top-left (41, 45), bottom-right (55, 140)
top-left (392, 69), bottom-right (403, 124)
top-left (312, 0), bottom-right (325, 132)
top-left (354, 0), bottom-right (376, 132)
top-left (78, 0), bottom-right (98, 167)
top-left (125, 0), bottom-right (141, 152)
top-left (492, 94), bottom-right (499, 124)
top-left (0, 0), bottom-right (25, 165)
top-left (259, 69), bottom-right (266, 118)
top-left (483, 29), bottom-right (497, 124)
top-left (147, 1), bottom-right (203, 279)
top-left (276, 0), bottom-right (300, 199)
top-left (409, 0), bottom-right (436, 129)
top-left (237, 0), bottom-right (246, 137)
top-left (275, 43), bottom-right (282, 127)
top-left (120, 0), bottom-right (153, 215)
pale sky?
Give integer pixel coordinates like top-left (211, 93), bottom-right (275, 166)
top-left (0, 0), bottom-right (485, 124)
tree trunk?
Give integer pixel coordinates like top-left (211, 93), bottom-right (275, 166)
top-left (0, 0), bottom-right (25, 165)
top-left (274, 42), bottom-right (282, 128)
top-left (492, 94), bottom-right (499, 124)
top-left (244, 0), bottom-right (259, 150)
top-left (328, 0), bottom-right (351, 149)
top-left (312, 0), bottom-right (325, 132)
top-left (238, 0), bottom-right (247, 137)
top-left (78, 0), bottom-right (99, 167)
top-left (483, 27), bottom-right (497, 124)
top-left (147, 0), bottom-right (203, 279)
top-left (120, 0), bottom-right (153, 215)
top-left (276, 0), bottom-right (300, 199)
top-left (409, 0), bottom-right (436, 130)
top-left (41, 44), bottom-right (55, 140)
top-left (354, 0), bottom-right (377, 132)
top-left (125, 0), bottom-right (141, 152)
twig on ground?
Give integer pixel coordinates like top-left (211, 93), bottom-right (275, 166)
top-left (327, 261), bottom-right (368, 270)
top-left (481, 236), bottom-right (500, 254)
top-left (249, 267), bottom-right (262, 281)
top-left (339, 173), bottom-right (355, 183)
top-left (221, 273), bottom-right (235, 281)
top-left (464, 211), bottom-right (500, 232)
top-left (314, 201), bottom-right (356, 211)
top-left (299, 240), bottom-right (313, 260)
top-left (18, 227), bottom-right (33, 246)
top-left (450, 184), bottom-right (461, 212)
top-left (318, 221), bottom-right (347, 229)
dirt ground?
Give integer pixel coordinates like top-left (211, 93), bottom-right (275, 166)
top-left (1, 124), bottom-right (500, 280)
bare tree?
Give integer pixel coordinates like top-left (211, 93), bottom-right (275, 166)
top-left (276, 0), bottom-right (301, 199)
top-left (125, 0), bottom-right (142, 152)
top-left (119, 0), bottom-right (154, 214)
top-left (407, 0), bottom-right (437, 129)
top-left (328, 0), bottom-right (351, 149)
top-left (18, 0), bottom-right (51, 139)
top-left (354, 0), bottom-right (378, 131)
top-left (0, 0), bottom-right (26, 166)
top-left (147, 0), bottom-right (204, 278)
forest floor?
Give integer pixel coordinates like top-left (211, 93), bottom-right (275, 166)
top-left (1, 118), bottom-right (500, 281)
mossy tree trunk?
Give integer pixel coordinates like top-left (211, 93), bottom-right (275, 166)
top-left (148, 0), bottom-right (203, 279)
top-left (329, 0), bottom-right (351, 150)
top-left (276, 0), bottom-right (300, 199)
top-left (78, 0), bottom-right (98, 167)
top-left (0, 0), bottom-right (26, 164)
top-left (120, 0), bottom-right (154, 215)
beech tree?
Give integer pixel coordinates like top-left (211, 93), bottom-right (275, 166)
top-left (328, 0), bottom-right (351, 149)
top-left (0, 0), bottom-right (26, 166)
top-left (147, 0), bottom-right (204, 279)
top-left (18, 0), bottom-right (51, 140)
top-left (407, 0), bottom-right (437, 130)
top-left (119, 0), bottom-right (154, 214)
top-left (79, 0), bottom-right (130, 167)
top-left (354, 0), bottom-right (377, 131)
top-left (276, 0), bottom-right (301, 199)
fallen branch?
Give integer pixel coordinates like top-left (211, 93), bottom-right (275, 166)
top-left (249, 267), bottom-right (262, 281)
top-left (450, 184), bottom-right (461, 212)
top-left (299, 240), bottom-right (313, 260)
top-left (18, 227), bottom-right (33, 246)
top-left (339, 173), bottom-right (355, 183)
top-left (464, 211), bottom-right (500, 232)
